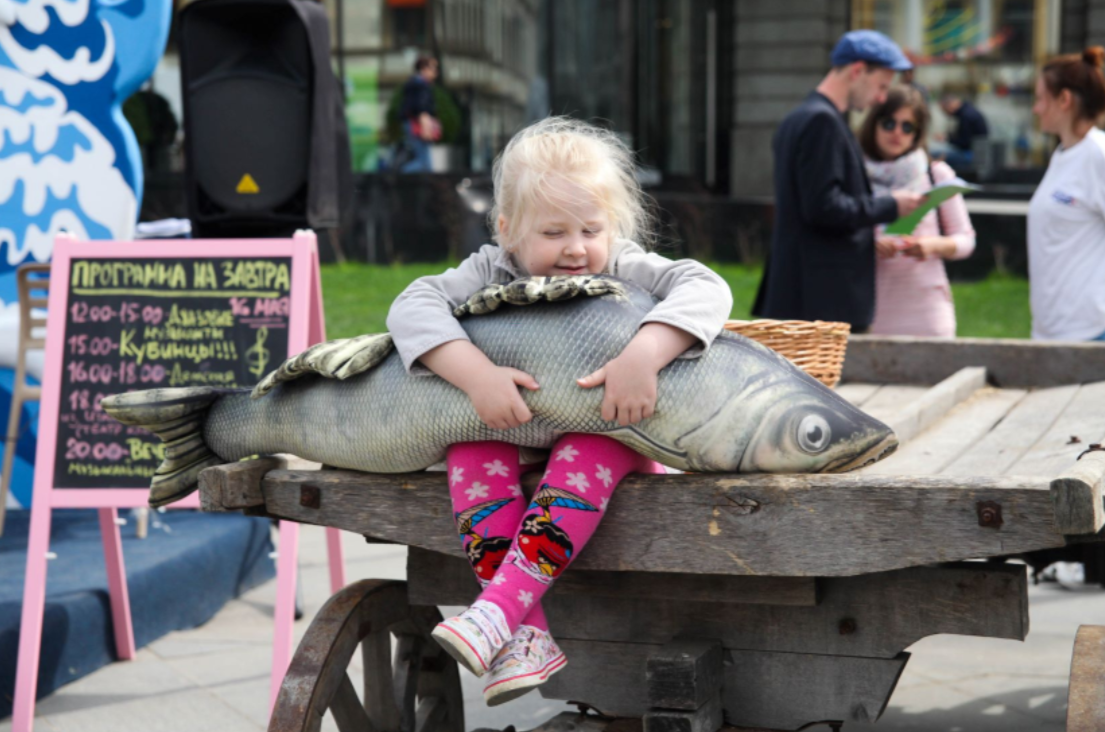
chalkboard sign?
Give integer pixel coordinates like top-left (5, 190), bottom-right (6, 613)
top-left (35, 236), bottom-right (323, 496)
top-left (55, 256), bottom-right (293, 487)
top-left (15, 234), bottom-right (334, 728)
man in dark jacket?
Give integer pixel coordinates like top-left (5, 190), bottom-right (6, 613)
top-left (753, 31), bottom-right (924, 332)
top-left (938, 93), bottom-right (989, 173)
top-left (395, 56), bottom-right (440, 172)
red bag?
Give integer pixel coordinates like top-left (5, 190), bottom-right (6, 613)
top-left (409, 117), bottom-right (442, 142)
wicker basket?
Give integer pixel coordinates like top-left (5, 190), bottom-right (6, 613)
top-left (723, 319), bottom-right (851, 388)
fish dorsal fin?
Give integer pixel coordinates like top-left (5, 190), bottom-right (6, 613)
top-left (251, 333), bottom-right (394, 398)
top-left (453, 275), bottom-right (627, 317)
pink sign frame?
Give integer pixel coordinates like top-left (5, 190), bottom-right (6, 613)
top-left (13, 232), bottom-right (346, 731)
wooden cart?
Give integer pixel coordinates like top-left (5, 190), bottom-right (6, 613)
top-left (198, 336), bottom-right (1105, 732)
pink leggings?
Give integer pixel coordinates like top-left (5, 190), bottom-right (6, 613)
top-left (446, 434), bottom-right (662, 634)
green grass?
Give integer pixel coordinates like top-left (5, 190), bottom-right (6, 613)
top-left (321, 262), bottom-right (1031, 340)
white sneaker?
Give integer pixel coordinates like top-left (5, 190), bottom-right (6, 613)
top-left (431, 600), bottom-right (510, 677)
top-left (483, 625), bottom-right (567, 706)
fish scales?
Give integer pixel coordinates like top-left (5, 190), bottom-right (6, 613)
top-left (102, 277), bottom-right (897, 508)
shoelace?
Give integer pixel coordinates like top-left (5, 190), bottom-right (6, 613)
top-left (494, 629), bottom-right (553, 667)
top-left (466, 603), bottom-right (509, 648)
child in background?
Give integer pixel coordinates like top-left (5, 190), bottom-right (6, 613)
top-left (386, 117), bottom-right (732, 705)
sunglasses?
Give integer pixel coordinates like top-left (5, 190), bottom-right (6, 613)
top-left (879, 117), bottom-right (917, 135)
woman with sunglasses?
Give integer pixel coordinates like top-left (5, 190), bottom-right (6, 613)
top-left (858, 85), bottom-right (976, 338)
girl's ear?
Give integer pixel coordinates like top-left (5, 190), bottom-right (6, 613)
top-left (1060, 88), bottom-right (1076, 112)
top-left (498, 215), bottom-right (515, 250)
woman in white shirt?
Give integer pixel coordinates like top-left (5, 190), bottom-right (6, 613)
top-left (1028, 46), bottom-right (1105, 341)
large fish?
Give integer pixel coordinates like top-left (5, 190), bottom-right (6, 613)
top-left (102, 276), bottom-right (897, 507)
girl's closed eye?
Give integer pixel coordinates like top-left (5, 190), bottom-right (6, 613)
top-left (543, 229), bottom-right (564, 238)
top-left (583, 228), bottom-right (603, 237)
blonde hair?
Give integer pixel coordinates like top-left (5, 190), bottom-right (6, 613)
top-left (489, 116), bottom-right (655, 250)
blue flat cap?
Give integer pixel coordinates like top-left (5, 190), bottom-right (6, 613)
top-left (831, 30), bottom-right (912, 71)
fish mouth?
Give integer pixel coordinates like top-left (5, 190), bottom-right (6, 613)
top-left (821, 432), bottom-right (899, 473)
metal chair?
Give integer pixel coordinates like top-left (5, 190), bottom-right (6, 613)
top-left (1, 263), bottom-right (50, 535)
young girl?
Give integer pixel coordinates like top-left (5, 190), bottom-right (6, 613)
top-left (386, 117), bottom-right (733, 706)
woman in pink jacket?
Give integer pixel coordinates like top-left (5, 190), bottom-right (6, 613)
top-left (859, 85), bottom-right (976, 338)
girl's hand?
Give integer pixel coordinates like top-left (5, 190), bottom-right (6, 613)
top-left (577, 322), bottom-right (695, 426)
top-left (418, 340), bottom-right (538, 431)
top-left (875, 236), bottom-right (902, 259)
top-left (900, 235), bottom-right (955, 261)
top-left (465, 365), bottom-right (539, 430)
top-left (577, 353), bottom-right (658, 426)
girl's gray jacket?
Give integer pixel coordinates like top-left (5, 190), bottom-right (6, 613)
top-left (386, 240), bottom-right (734, 373)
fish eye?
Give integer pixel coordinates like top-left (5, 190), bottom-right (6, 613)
top-left (797, 414), bottom-right (831, 454)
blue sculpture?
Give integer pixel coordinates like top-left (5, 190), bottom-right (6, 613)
top-left (0, 0), bottom-right (171, 506)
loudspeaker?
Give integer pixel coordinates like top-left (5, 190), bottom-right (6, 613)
top-left (180, 0), bottom-right (350, 238)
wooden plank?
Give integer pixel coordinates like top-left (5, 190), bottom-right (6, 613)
top-left (834, 383), bottom-right (881, 407)
top-left (406, 548), bottom-right (818, 607)
top-left (540, 639), bottom-right (646, 716)
top-left (1067, 625), bottom-right (1105, 732)
top-left (858, 385), bottom-right (928, 424)
top-left (199, 457), bottom-right (283, 512)
top-left (644, 693), bottom-right (722, 732)
top-left (1052, 451), bottom-right (1105, 535)
top-left (646, 640), bottom-right (723, 711)
top-left (262, 469), bottom-right (1063, 577)
top-left (198, 454), bottom-right (320, 512)
top-left (843, 336), bottom-right (1105, 388)
top-left (942, 385), bottom-right (1080, 476)
top-left (540, 640), bottom-right (908, 730)
top-left (864, 387), bottom-right (1026, 475)
top-left (1006, 381), bottom-right (1105, 478)
top-left (543, 564), bottom-right (1027, 659)
top-left (721, 651), bottom-right (909, 729)
top-left (880, 367), bottom-right (987, 444)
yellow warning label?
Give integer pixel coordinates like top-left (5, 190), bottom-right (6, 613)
top-left (236, 174), bottom-right (260, 194)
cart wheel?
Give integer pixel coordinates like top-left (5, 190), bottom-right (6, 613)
top-left (1067, 625), bottom-right (1105, 732)
top-left (270, 579), bottom-right (464, 732)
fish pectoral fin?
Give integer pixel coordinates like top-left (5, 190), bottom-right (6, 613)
top-left (453, 275), bottom-right (628, 317)
top-left (604, 426), bottom-right (688, 467)
top-left (252, 333), bottom-right (394, 398)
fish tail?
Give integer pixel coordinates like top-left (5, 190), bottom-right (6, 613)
top-left (100, 387), bottom-right (247, 508)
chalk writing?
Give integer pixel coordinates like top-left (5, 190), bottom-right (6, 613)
top-left (55, 257), bottom-right (292, 489)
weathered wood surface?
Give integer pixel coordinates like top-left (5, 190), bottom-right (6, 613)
top-left (1005, 381), bottom-right (1105, 478)
top-left (879, 366), bottom-right (987, 444)
top-left (843, 336), bottom-right (1105, 388)
top-left (646, 640), bottom-right (723, 711)
top-left (260, 469), bottom-right (1070, 577)
top-left (942, 385), bottom-right (1080, 476)
top-left (540, 639), bottom-right (908, 730)
top-left (1067, 625), bottom-right (1105, 732)
top-left (644, 694), bottom-right (722, 732)
top-left (270, 580), bottom-right (406, 732)
top-left (721, 650), bottom-right (908, 729)
top-left (540, 564), bottom-right (1026, 659)
top-left (406, 549), bottom-right (818, 607)
top-left (269, 579), bottom-right (463, 732)
top-left (1052, 451), bottom-right (1105, 535)
top-left (199, 456), bottom-right (282, 512)
top-left (199, 455), bottom-right (320, 512)
top-left (834, 382), bottom-right (881, 407)
top-left (864, 387), bottom-right (1026, 475)
top-left (856, 385), bottom-right (928, 425)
